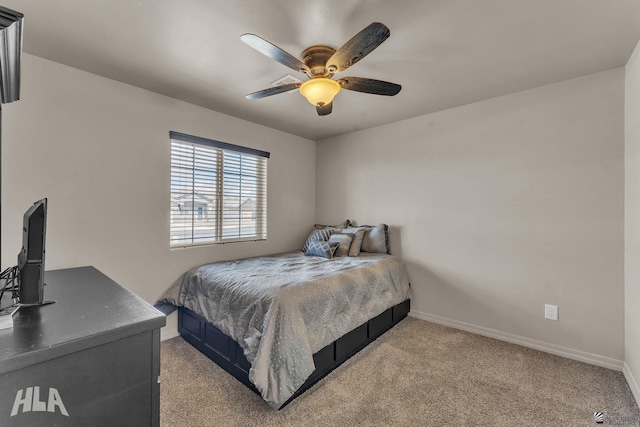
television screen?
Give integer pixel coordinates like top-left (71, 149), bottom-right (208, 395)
top-left (17, 198), bottom-right (48, 305)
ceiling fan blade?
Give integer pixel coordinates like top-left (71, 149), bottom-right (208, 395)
top-left (245, 83), bottom-right (301, 100)
top-left (326, 23), bottom-right (390, 73)
top-left (338, 77), bottom-right (401, 96)
top-left (241, 34), bottom-right (310, 75)
top-left (316, 102), bottom-right (333, 116)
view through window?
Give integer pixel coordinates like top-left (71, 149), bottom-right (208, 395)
top-left (170, 132), bottom-right (268, 247)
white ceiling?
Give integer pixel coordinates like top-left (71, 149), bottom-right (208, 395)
top-left (4, 0), bottom-right (640, 140)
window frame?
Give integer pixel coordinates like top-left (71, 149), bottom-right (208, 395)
top-left (169, 131), bottom-right (269, 248)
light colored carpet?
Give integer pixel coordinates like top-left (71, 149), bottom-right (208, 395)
top-left (160, 317), bottom-right (639, 426)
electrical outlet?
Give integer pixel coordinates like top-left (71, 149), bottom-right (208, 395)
top-left (545, 304), bottom-right (559, 321)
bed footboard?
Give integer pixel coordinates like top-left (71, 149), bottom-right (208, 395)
top-left (178, 298), bottom-right (410, 408)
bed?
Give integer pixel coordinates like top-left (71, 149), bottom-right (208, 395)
top-left (156, 224), bottom-right (411, 409)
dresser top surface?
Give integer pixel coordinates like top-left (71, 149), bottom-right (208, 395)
top-left (0, 266), bottom-right (165, 372)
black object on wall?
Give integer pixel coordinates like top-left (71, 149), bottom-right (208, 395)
top-left (0, 5), bottom-right (23, 269)
top-left (0, 6), bottom-right (23, 104)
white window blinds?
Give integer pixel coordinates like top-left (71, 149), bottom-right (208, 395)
top-left (170, 131), bottom-right (268, 247)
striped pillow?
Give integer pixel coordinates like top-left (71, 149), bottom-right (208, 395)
top-left (302, 228), bottom-right (335, 252)
top-left (304, 240), bottom-right (339, 259)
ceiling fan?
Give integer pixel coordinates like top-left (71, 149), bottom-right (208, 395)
top-left (241, 22), bottom-right (402, 116)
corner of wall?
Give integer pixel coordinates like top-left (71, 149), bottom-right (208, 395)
top-left (625, 34), bottom-right (640, 408)
top-left (160, 312), bottom-right (179, 341)
top-left (623, 363), bottom-right (640, 406)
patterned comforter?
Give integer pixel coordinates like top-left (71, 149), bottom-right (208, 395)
top-left (157, 251), bottom-right (410, 409)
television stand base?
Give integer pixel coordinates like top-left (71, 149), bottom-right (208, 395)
top-left (19, 299), bottom-right (55, 307)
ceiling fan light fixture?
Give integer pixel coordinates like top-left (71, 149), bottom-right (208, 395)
top-left (242, 23), bottom-right (399, 116)
top-left (299, 78), bottom-right (340, 106)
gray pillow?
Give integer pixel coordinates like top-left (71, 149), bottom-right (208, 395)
top-left (304, 240), bottom-right (339, 259)
top-left (302, 228), bottom-right (334, 252)
top-left (314, 219), bottom-right (350, 230)
top-left (328, 233), bottom-right (354, 257)
top-left (341, 227), bottom-right (367, 256)
top-left (360, 224), bottom-right (389, 254)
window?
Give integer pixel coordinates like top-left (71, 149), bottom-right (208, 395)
top-left (170, 131), bottom-right (268, 247)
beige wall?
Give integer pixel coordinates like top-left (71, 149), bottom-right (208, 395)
top-left (1, 53), bottom-right (631, 375)
top-left (1, 54), bottom-right (316, 336)
top-left (317, 69), bottom-right (625, 364)
top-left (625, 38), bottom-right (640, 402)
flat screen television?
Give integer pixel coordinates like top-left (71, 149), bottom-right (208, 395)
top-left (17, 198), bottom-right (53, 306)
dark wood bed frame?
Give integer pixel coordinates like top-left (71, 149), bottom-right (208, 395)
top-left (178, 298), bottom-right (410, 408)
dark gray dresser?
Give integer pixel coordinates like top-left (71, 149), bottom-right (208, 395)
top-left (0, 266), bottom-right (166, 427)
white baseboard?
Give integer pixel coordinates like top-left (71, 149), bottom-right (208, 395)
top-left (623, 362), bottom-right (640, 407)
top-left (160, 311), bottom-right (179, 341)
top-left (161, 325), bottom-right (180, 341)
top-left (409, 310), bottom-right (624, 371)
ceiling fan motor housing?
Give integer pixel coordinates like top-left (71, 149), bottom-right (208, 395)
top-left (301, 46), bottom-right (336, 78)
